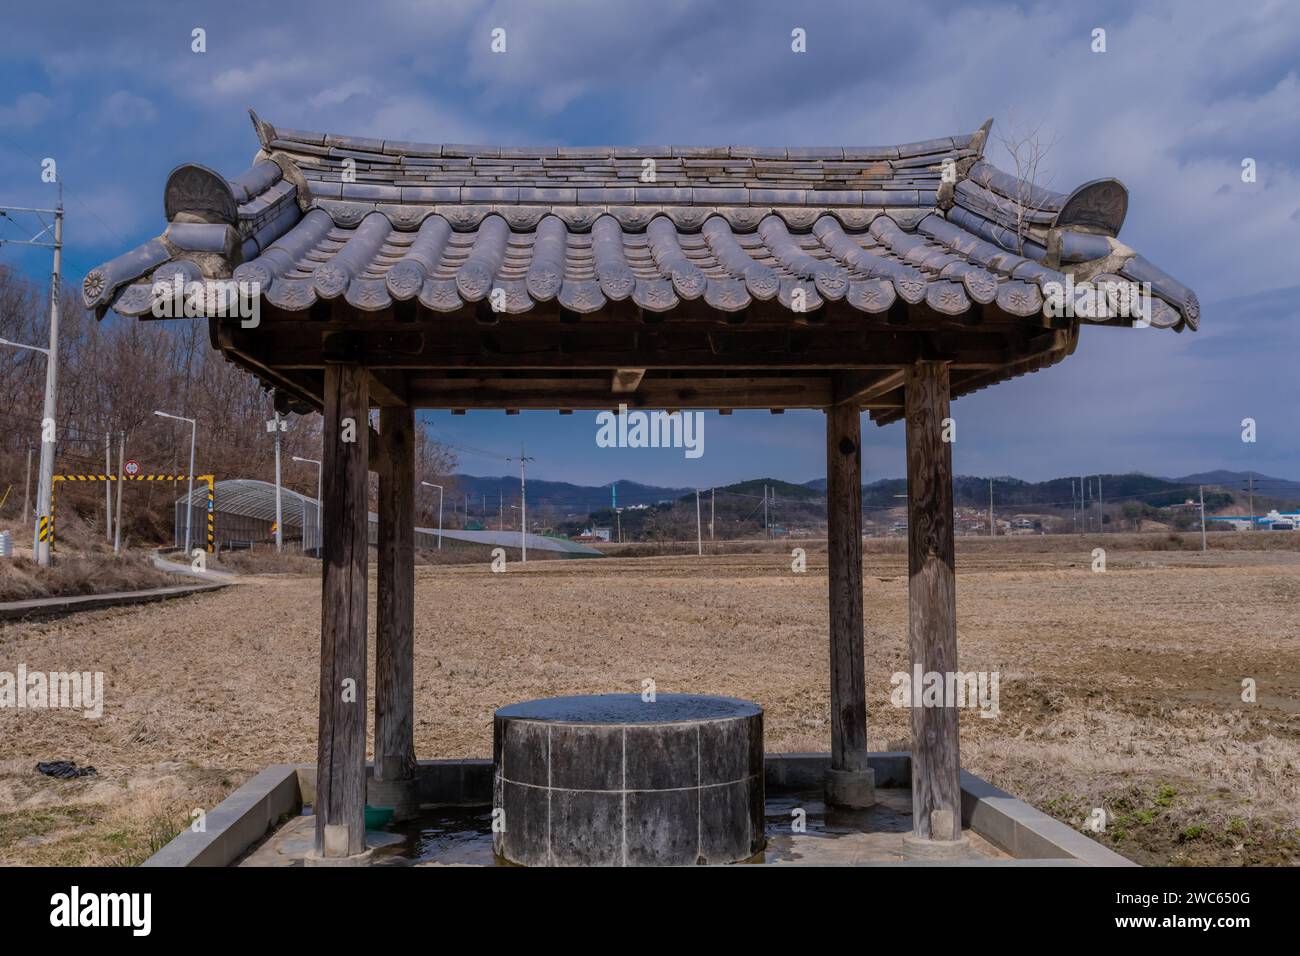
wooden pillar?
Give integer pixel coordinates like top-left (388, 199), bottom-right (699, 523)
top-left (374, 404), bottom-right (417, 819)
top-left (823, 389), bottom-right (874, 807)
top-left (904, 361), bottom-right (963, 843)
top-left (315, 363), bottom-right (370, 859)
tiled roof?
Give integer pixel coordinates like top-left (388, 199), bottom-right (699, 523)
top-left (82, 110), bottom-right (1198, 332)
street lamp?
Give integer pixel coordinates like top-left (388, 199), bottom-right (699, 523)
top-left (421, 481), bottom-right (444, 549)
top-left (0, 337), bottom-right (47, 354)
top-left (155, 410), bottom-right (198, 555)
top-left (293, 455), bottom-right (322, 554)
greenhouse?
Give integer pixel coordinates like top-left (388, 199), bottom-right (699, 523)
top-left (175, 480), bottom-right (600, 558)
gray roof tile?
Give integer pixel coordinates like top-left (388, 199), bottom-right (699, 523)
top-left (80, 114), bottom-right (1197, 338)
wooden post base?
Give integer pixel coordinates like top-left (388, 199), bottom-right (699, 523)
top-left (901, 833), bottom-right (972, 859)
top-left (305, 845), bottom-right (376, 867)
top-left (368, 773), bottom-right (419, 822)
top-left (824, 767), bottom-right (876, 809)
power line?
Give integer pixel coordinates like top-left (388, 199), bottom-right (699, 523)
top-left (0, 133), bottom-right (133, 252)
top-left (427, 434), bottom-right (510, 462)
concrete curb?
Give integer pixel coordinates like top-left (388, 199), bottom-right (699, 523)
top-left (766, 753), bottom-right (1132, 865)
top-left (142, 764), bottom-right (300, 867)
top-left (960, 769), bottom-right (1136, 866)
top-left (147, 752), bottom-right (1133, 867)
top-left (0, 581), bottom-right (231, 622)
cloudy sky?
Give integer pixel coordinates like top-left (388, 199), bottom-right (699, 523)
top-left (1, 0), bottom-right (1296, 487)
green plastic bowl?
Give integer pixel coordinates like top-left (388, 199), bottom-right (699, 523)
top-left (364, 805), bottom-right (395, 830)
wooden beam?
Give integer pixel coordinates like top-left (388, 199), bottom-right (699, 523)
top-left (316, 363), bottom-right (370, 859)
top-left (368, 369), bottom-right (409, 407)
top-left (904, 360), bottom-right (962, 842)
top-left (405, 374), bottom-right (835, 410)
top-left (833, 369), bottom-right (905, 406)
top-left (212, 322), bottom-right (324, 412)
top-left (374, 405), bottom-right (418, 820)
top-left (611, 368), bottom-right (646, 393)
top-left (213, 314), bottom-right (1069, 414)
top-left (237, 319), bottom-right (1019, 372)
top-left (824, 386), bottom-right (874, 808)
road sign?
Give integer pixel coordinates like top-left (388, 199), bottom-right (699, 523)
top-left (124, 459), bottom-right (141, 476)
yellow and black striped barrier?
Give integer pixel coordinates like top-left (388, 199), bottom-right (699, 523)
top-left (61, 474), bottom-right (196, 482)
top-left (50, 474), bottom-right (215, 552)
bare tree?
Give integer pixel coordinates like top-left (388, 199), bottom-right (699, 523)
top-left (993, 113), bottom-right (1060, 255)
top-left (0, 264), bottom-right (458, 544)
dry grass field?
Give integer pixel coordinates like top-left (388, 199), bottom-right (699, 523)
top-left (0, 554), bottom-right (178, 603)
top-left (1, 532), bottom-right (1297, 866)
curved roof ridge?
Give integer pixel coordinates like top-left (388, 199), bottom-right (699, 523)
top-left (250, 107), bottom-right (988, 163)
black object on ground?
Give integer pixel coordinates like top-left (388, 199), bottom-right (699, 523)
top-left (35, 761), bottom-right (97, 779)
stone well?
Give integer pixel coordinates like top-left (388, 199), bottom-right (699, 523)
top-left (493, 693), bottom-right (765, 866)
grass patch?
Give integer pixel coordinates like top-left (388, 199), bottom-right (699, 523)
top-left (0, 805), bottom-right (102, 849)
top-left (0, 554), bottom-right (178, 602)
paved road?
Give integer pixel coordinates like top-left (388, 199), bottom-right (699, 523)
top-left (150, 552), bottom-right (240, 583)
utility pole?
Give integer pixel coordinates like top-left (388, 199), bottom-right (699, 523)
top-left (498, 491), bottom-right (502, 531)
top-left (1070, 478), bottom-right (1076, 533)
top-left (113, 431), bottom-right (124, 554)
top-left (982, 478), bottom-right (993, 538)
top-left (37, 204), bottom-right (61, 565)
top-left (104, 432), bottom-right (112, 542)
top-left (1, 202), bottom-right (62, 564)
top-left (1248, 476), bottom-right (1255, 531)
top-left (268, 407), bottom-right (284, 552)
top-left (506, 443), bottom-right (535, 562)
top-left (611, 481), bottom-right (619, 543)
top-left (1079, 475), bottom-right (1086, 532)
top-left (763, 484), bottom-right (769, 538)
top-left (695, 489), bottom-right (702, 556)
top-left (1098, 475), bottom-right (1104, 533)
top-left (710, 487), bottom-right (715, 541)
top-left (1199, 485), bottom-right (1207, 552)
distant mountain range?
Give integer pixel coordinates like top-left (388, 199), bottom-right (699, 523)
top-left (1165, 471), bottom-right (1300, 501)
top-left (451, 475), bottom-right (693, 515)
top-left (453, 470), bottom-right (1299, 517)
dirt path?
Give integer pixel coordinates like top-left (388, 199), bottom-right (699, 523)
top-left (2, 545), bottom-right (1297, 865)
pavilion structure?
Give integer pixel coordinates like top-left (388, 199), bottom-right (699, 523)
top-left (84, 111), bottom-right (1197, 862)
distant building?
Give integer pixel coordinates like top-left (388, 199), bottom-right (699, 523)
top-left (1262, 511), bottom-right (1298, 531)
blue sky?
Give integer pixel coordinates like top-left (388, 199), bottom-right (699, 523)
top-left (1, 0), bottom-right (1297, 486)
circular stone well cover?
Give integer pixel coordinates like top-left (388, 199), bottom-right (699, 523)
top-left (493, 693), bottom-right (764, 866)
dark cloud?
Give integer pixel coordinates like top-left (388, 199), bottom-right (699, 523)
top-left (1, 0), bottom-right (1295, 483)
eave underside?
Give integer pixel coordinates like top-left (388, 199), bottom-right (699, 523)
top-left (210, 299), bottom-right (1078, 426)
